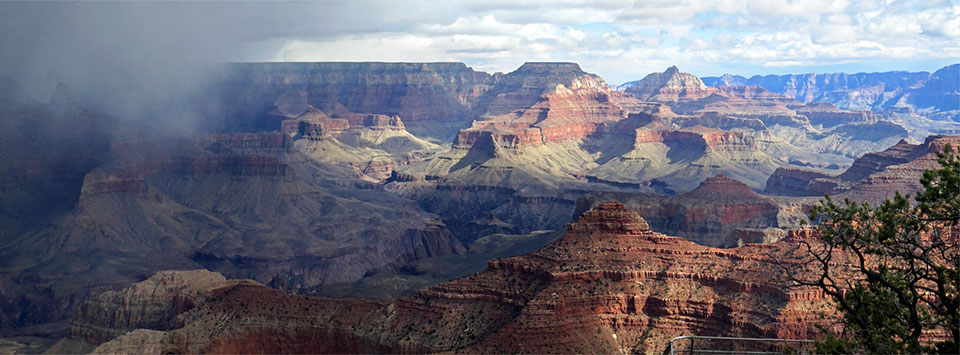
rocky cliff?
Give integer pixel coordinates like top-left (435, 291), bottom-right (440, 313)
top-left (472, 62), bottom-right (609, 117)
top-left (619, 66), bottom-right (908, 168)
top-left (212, 62), bottom-right (497, 139)
top-left (588, 126), bottom-right (788, 191)
top-left (0, 130), bottom-right (463, 332)
top-left (81, 203), bottom-right (846, 354)
top-left (577, 175), bottom-right (810, 247)
top-left (764, 135), bottom-right (960, 202)
top-left (279, 106), bottom-right (441, 181)
top-left (453, 81), bottom-right (640, 150)
top-left (2, 62), bottom-right (940, 351)
top-left (702, 64), bottom-right (960, 121)
top-left (69, 270), bottom-right (228, 344)
top-left (621, 66), bottom-right (711, 102)
top-left (389, 64), bottom-right (661, 244)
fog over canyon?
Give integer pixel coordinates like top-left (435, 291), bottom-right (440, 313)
top-left (1, 1), bottom-right (957, 353)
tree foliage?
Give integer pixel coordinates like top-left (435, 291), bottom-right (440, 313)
top-left (795, 144), bottom-right (959, 354)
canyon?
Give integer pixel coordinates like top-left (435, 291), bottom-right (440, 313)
top-left (0, 60), bottom-right (957, 352)
top-left (578, 174), bottom-right (812, 248)
top-left (701, 64), bottom-right (960, 122)
top-left (764, 135), bottom-right (960, 203)
top-left (63, 203), bottom-right (854, 354)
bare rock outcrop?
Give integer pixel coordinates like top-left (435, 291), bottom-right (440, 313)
top-left (623, 66), bottom-right (711, 102)
top-left (86, 203), bottom-right (847, 354)
top-left (214, 62), bottom-right (498, 139)
top-left (764, 135), bottom-right (960, 203)
top-left (454, 82), bottom-right (641, 150)
top-left (702, 64), bottom-right (959, 120)
top-left (69, 270), bottom-right (228, 344)
top-left (577, 175), bottom-right (808, 247)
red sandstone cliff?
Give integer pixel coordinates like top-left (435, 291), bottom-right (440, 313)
top-left (764, 135), bottom-right (960, 203)
top-left (215, 62), bottom-right (497, 138)
top-left (578, 175), bottom-right (809, 247)
top-left (454, 83), bottom-right (641, 150)
top-left (82, 203), bottom-right (846, 354)
top-left (69, 270), bottom-right (229, 344)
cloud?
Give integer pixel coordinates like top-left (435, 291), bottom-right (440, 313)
top-left (1, 0), bottom-right (957, 90)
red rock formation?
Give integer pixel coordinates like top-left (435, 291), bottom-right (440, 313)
top-left (623, 67), bottom-right (797, 113)
top-left (632, 127), bottom-right (766, 164)
top-left (454, 83), bottom-right (641, 150)
top-left (217, 62), bottom-right (496, 133)
top-left (764, 168), bottom-right (832, 196)
top-left (453, 129), bottom-right (537, 150)
top-left (624, 66), bottom-right (713, 102)
top-left (69, 270), bottom-right (228, 344)
top-left (578, 175), bottom-right (799, 248)
top-left (474, 62), bottom-right (609, 116)
top-left (796, 102), bottom-right (878, 127)
top-left (193, 132), bottom-right (292, 152)
top-left (764, 135), bottom-right (960, 202)
top-left (84, 203), bottom-right (850, 354)
top-left (332, 113), bottom-right (406, 129)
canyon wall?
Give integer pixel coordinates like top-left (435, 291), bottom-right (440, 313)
top-left (764, 135), bottom-right (960, 203)
top-left (702, 64), bottom-right (959, 120)
top-left (79, 203), bottom-right (847, 354)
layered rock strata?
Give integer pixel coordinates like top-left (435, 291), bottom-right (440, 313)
top-left (764, 135), bottom-right (960, 203)
top-left (82, 203), bottom-right (846, 354)
top-left (0, 131), bottom-right (463, 331)
top-left (619, 66), bottom-right (908, 167)
top-left (577, 175), bottom-right (810, 247)
top-left (278, 106), bottom-right (440, 180)
top-left (702, 64), bottom-right (959, 120)
top-left (453, 82), bottom-right (643, 150)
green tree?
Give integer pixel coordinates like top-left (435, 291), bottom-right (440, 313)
top-left (792, 144), bottom-right (959, 354)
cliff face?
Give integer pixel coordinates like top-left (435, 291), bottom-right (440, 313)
top-left (622, 66), bottom-right (711, 102)
top-left (278, 106), bottom-right (441, 181)
top-left (389, 63), bottom-right (660, 245)
top-left (4, 63), bottom-right (942, 349)
top-left (795, 103), bottom-right (879, 127)
top-left (68, 270), bottom-right (228, 344)
top-left (453, 82), bottom-right (640, 150)
top-left (576, 175), bottom-right (808, 247)
top-left (702, 70), bottom-right (930, 105)
top-left (587, 126), bottom-right (787, 191)
top-left (764, 168), bottom-right (832, 197)
top-left (622, 67), bottom-right (797, 111)
top-left (619, 66), bottom-right (909, 169)
top-left (399, 66), bottom-right (886, 247)
top-left (701, 64), bottom-right (959, 120)
top-left (472, 62), bottom-right (609, 117)
top-left (0, 130), bottom-right (463, 331)
top-left (213, 62), bottom-right (497, 139)
top-left (83, 203), bottom-right (844, 354)
top-left (764, 135), bottom-right (960, 202)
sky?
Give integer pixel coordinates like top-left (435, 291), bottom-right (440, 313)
top-left (0, 0), bottom-right (957, 98)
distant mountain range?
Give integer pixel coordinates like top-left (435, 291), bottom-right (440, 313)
top-left (696, 64), bottom-right (959, 121)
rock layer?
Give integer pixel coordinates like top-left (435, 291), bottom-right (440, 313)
top-left (213, 62), bottom-right (497, 138)
top-left (69, 270), bottom-right (228, 344)
top-left (0, 130), bottom-right (463, 331)
top-left (764, 135), bottom-right (960, 203)
top-left (702, 64), bottom-right (959, 120)
top-left (578, 175), bottom-right (810, 247)
top-left (85, 203), bottom-right (844, 354)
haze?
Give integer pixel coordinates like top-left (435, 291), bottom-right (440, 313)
top-left (1, 0), bottom-right (957, 104)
